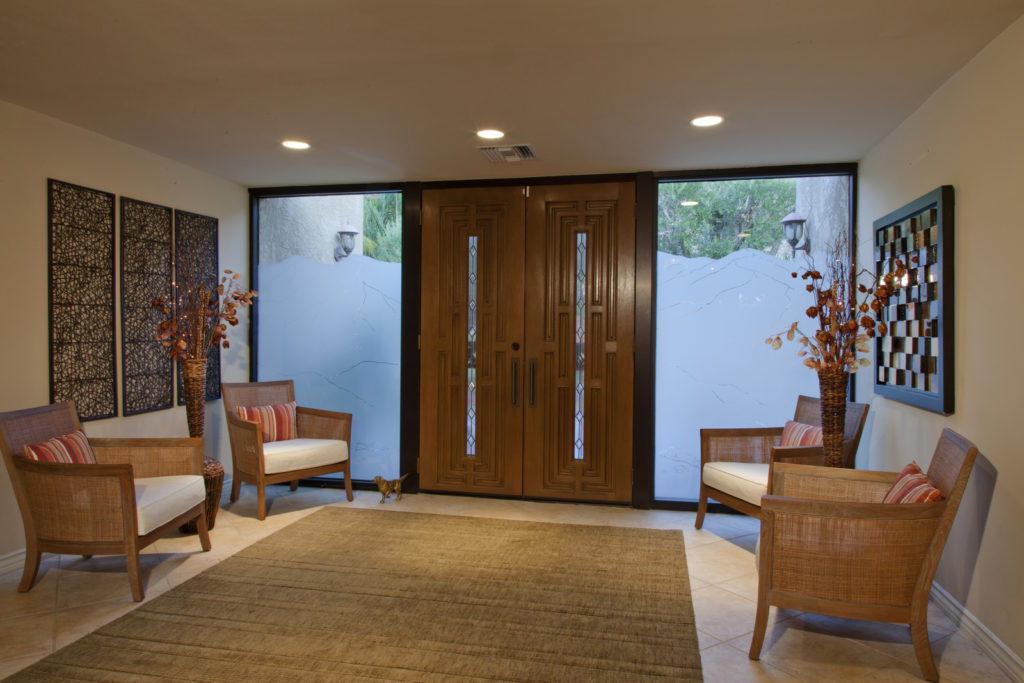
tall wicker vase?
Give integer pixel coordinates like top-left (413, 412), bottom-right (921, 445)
top-left (181, 357), bottom-right (207, 439)
top-left (817, 369), bottom-right (849, 468)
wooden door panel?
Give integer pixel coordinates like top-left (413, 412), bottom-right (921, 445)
top-left (420, 187), bottom-right (524, 495)
top-left (523, 183), bottom-right (635, 502)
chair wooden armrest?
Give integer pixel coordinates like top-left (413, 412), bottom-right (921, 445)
top-left (90, 437), bottom-right (203, 478)
top-left (226, 412), bottom-right (264, 475)
top-left (700, 427), bottom-right (782, 466)
top-left (769, 462), bottom-right (900, 502)
top-left (769, 444), bottom-right (826, 467)
top-left (296, 405), bottom-right (352, 441)
top-left (12, 458), bottom-right (137, 543)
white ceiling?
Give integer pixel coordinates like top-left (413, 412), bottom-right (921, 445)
top-left (2, 0), bottom-right (1023, 188)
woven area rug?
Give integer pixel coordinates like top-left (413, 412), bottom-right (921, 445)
top-left (11, 508), bottom-right (702, 681)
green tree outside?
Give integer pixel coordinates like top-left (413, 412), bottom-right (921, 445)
top-left (658, 179), bottom-right (795, 259)
top-left (362, 193), bottom-right (402, 262)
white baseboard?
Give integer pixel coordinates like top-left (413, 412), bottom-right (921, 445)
top-left (0, 548), bottom-right (23, 577)
top-left (932, 583), bottom-right (1024, 682)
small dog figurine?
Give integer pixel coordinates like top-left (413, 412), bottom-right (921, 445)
top-left (374, 473), bottom-right (408, 504)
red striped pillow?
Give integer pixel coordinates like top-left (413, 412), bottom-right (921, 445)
top-left (883, 461), bottom-right (943, 504)
top-left (23, 429), bottom-right (97, 464)
top-left (235, 401), bottom-right (297, 442)
top-left (779, 420), bottom-right (823, 447)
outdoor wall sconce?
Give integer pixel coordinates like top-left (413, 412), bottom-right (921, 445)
top-left (334, 224), bottom-right (359, 261)
top-left (781, 211), bottom-right (809, 254)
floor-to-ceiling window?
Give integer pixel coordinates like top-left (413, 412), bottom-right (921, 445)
top-left (654, 172), bottom-right (853, 503)
top-left (254, 191), bottom-right (402, 481)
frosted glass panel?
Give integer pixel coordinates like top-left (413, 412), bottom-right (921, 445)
top-left (256, 193), bottom-right (401, 480)
top-left (654, 176), bottom-right (851, 502)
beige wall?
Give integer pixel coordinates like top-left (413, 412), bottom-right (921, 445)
top-left (856, 16), bottom-right (1024, 659)
top-left (0, 99), bottom-right (249, 560)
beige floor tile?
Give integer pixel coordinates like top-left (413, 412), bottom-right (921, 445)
top-left (716, 571), bottom-right (762, 603)
top-left (931, 632), bottom-right (1014, 683)
top-left (0, 565), bottom-right (58, 619)
top-left (691, 584), bottom-right (760, 642)
top-left (54, 553), bottom-right (166, 610)
top-left (740, 615), bottom-right (922, 682)
top-left (0, 612), bottom-right (54, 660)
top-left (700, 641), bottom-right (803, 682)
top-left (698, 628), bottom-right (722, 650)
top-left (685, 534), bottom-right (760, 584)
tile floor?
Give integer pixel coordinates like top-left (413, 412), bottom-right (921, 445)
top-left (0, 485), bottom-right (1011, 682)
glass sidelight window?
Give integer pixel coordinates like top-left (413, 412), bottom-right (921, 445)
top-left (654, 174), bottom-right (853, 502)
top-left (254, 191), bottom-right (402, 481)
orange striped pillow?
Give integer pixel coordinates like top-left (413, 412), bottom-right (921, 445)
top-left (235, 401), bottom-right (297, 442)
top-left (779, 420), bottom-right (823, 447)
top-left (883, 461), bottom-right (943, 504)
top-left (23, 429), bottom-right (97, 464)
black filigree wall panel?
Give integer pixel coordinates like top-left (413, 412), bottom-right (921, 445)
top-left (174, 210), bottom-right (221, 403)
top-left (120, 198), bottom-right (174, 415)
top-left (48, 179), bottom-right (117, 421)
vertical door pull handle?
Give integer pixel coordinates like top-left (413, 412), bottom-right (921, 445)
top-left (511, 357), bottom-right (520, 406)
top-left (528, 358), bottom-right (537, 407)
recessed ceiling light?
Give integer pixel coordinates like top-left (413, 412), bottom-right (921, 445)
top-left (681, 200), bottom-right (699, 206)
top-left (476, 129), bottom-right (505, 140)
top-left (690, 115), bottom-right (723, 128)
top-left (281, 140), bottom-right (311, 150)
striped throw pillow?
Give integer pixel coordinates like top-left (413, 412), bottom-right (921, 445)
top-left (235, 401), bottom-right (298, 442)
top-left (22, 429), bottom-right (97, 464)
top-left (883, 461), bottom-right (943, 504)
top-left (779, 420), bottom-right (823, 447)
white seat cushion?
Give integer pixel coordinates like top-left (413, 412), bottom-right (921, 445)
top-left (134, 475), bottom-right (205, 535)
top-left (261, 438), bottom-right (348, 475)
top-left (702, 462), bottom-right (770, 507)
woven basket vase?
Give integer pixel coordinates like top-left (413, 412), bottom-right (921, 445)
top-left (817, 369), bottom-right (848, 468)
top-left (181, 358), bottom-right (207, 439)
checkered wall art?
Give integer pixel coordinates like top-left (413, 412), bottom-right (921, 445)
top-left (873, 186), bottom-right (954, 414)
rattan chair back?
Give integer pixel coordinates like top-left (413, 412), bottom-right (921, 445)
top-left (221, 380), bottom-right (296, 414)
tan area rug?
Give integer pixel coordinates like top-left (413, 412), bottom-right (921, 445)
top-left (10, 508), bottom-right (702, 681)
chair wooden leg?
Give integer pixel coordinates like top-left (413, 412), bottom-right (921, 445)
top-left (748, 595), bottom-right (770, 660)
top-left (18, 546), bottom-right (41, 593)
top-left (343, 459), bottom-right (353, 502)
top-left (230, 477), bottom-right (241, 502)
top-left (195, 508), bottom-right (212, 552)
top-left (257, 484), bottom-right (267, 521)
top-left (911, 617), bottom-right (938, 681)
top-left (126, 551), bottom-right (144, 602)
top-left (290, 480), bottom-right (298, 491)
top-left (695, 485), bottom-right (708, 529)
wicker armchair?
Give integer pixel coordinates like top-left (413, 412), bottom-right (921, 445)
top-left (222, 380), bottom-right (353, 520)
top-left (749, 428), bottom-right (978, 682)
top-left (0, 402), bottom-right (210, 601)
top-left (695, 395), bottom-right (868, 528)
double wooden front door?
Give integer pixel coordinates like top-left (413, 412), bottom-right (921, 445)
top-left (420, 182), bottom-right (634, 502)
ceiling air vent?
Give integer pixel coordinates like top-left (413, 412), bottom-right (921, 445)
top-left (477, 144), bottom-right (537, 163)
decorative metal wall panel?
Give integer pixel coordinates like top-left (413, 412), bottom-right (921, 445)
top-left (873, 186), bottom-right (954, 414)
top-left (120, 197), bottom-right (174, 415)
top-left (47, 179), bottom-right (117, 421)
top-left (174, 210), bottom-right (221, 403)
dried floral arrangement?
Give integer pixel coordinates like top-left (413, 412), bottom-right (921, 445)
top-left (767, 232), bottom-right (911, 373)
top-left (153, 253), bottom-right (257, 361)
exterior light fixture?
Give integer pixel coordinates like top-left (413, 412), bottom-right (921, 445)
top-left (282, 140), bottom-right (311, 150)
top-left (476, 129), bottom-right (505, 139)
top-left (681, 200), bottom-right (699, 206)
top-left (781, 211), bottom-right (809, 254)
top-left (334, 223), bottom-right (359, 260)
top-left (690, 115), bottom-right (723, 128)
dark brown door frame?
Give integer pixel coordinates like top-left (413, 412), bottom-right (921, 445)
top-left (248, 163), bottom-right (855, 506)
